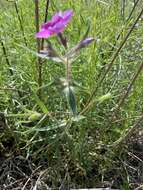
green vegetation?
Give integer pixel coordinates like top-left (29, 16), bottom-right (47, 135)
top-left (0, 0), bottom-right (143, 189)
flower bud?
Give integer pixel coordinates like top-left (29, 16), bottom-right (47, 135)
top-left (66, 37), bottom-right (95, 59)
top-left (77, 37), bottom-right (95, 49)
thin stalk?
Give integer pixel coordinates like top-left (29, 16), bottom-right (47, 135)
top-left (127, 0), bottom-right (140, 22)
top-left (41, 0), bottom-right (50, 50)
top-left (80, 7), bottom-right (143, 115)
top-left (0, 40), bottom-right (13, 75)
top-left (14, 0), bottom-right (28, 46)
top-left (34, 0), bottom-right (42, 96)
top-left (115, 0), bottom-right (140, 43)
top-left (114, 62), bottom-right (143, 113)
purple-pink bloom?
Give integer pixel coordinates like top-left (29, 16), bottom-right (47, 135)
top-left (36, 10), bottom-right (73, 38)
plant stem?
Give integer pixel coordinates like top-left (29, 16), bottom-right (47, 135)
top-left (114, 0), bottom-right (140, 47)
top-left (0, 40), bottom-right (13, 75)
top-left (14, 0), bottom-right (28, 46)
top-left (127, 0), bottom-right (140, 22)
top-left (34, 0), bottom-right (42, 97)
top-left (65, 58), bottom-right (71, 86)
top-left (80, 7), bottom-right (143, 115)
top-left (41, 0), bottom-right (50, 50)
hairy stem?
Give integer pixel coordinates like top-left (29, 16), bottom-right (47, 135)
top-left (65, 58), bottom-right (71, 86)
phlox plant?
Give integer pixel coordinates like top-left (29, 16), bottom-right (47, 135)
top-left (35, 9), bottom-right (94, 117)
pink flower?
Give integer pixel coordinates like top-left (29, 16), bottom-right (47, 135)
top-left (36, 10), bottom-right (73, 38)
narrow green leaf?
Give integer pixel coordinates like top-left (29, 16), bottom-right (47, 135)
top-left (64, 86), bottom-right (77, 116)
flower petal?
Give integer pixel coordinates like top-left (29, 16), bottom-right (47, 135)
top-left (35, 9), bottom-right (73, 39)
top-left (63, 9), bottom-right (73, 22)
top-left (52, 11), bottom-right (62, 23)
top-left (42, 21), bottom-right (53, 30)
top-left (36, 30), bottom-right (52, 38)
top-left (51, 21), bottom-right (66, 33)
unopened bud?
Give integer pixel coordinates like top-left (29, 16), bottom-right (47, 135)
top-left (77, 37), bottom-right (95, 49)
top-left (66, 37), bottom-right (95, 59)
